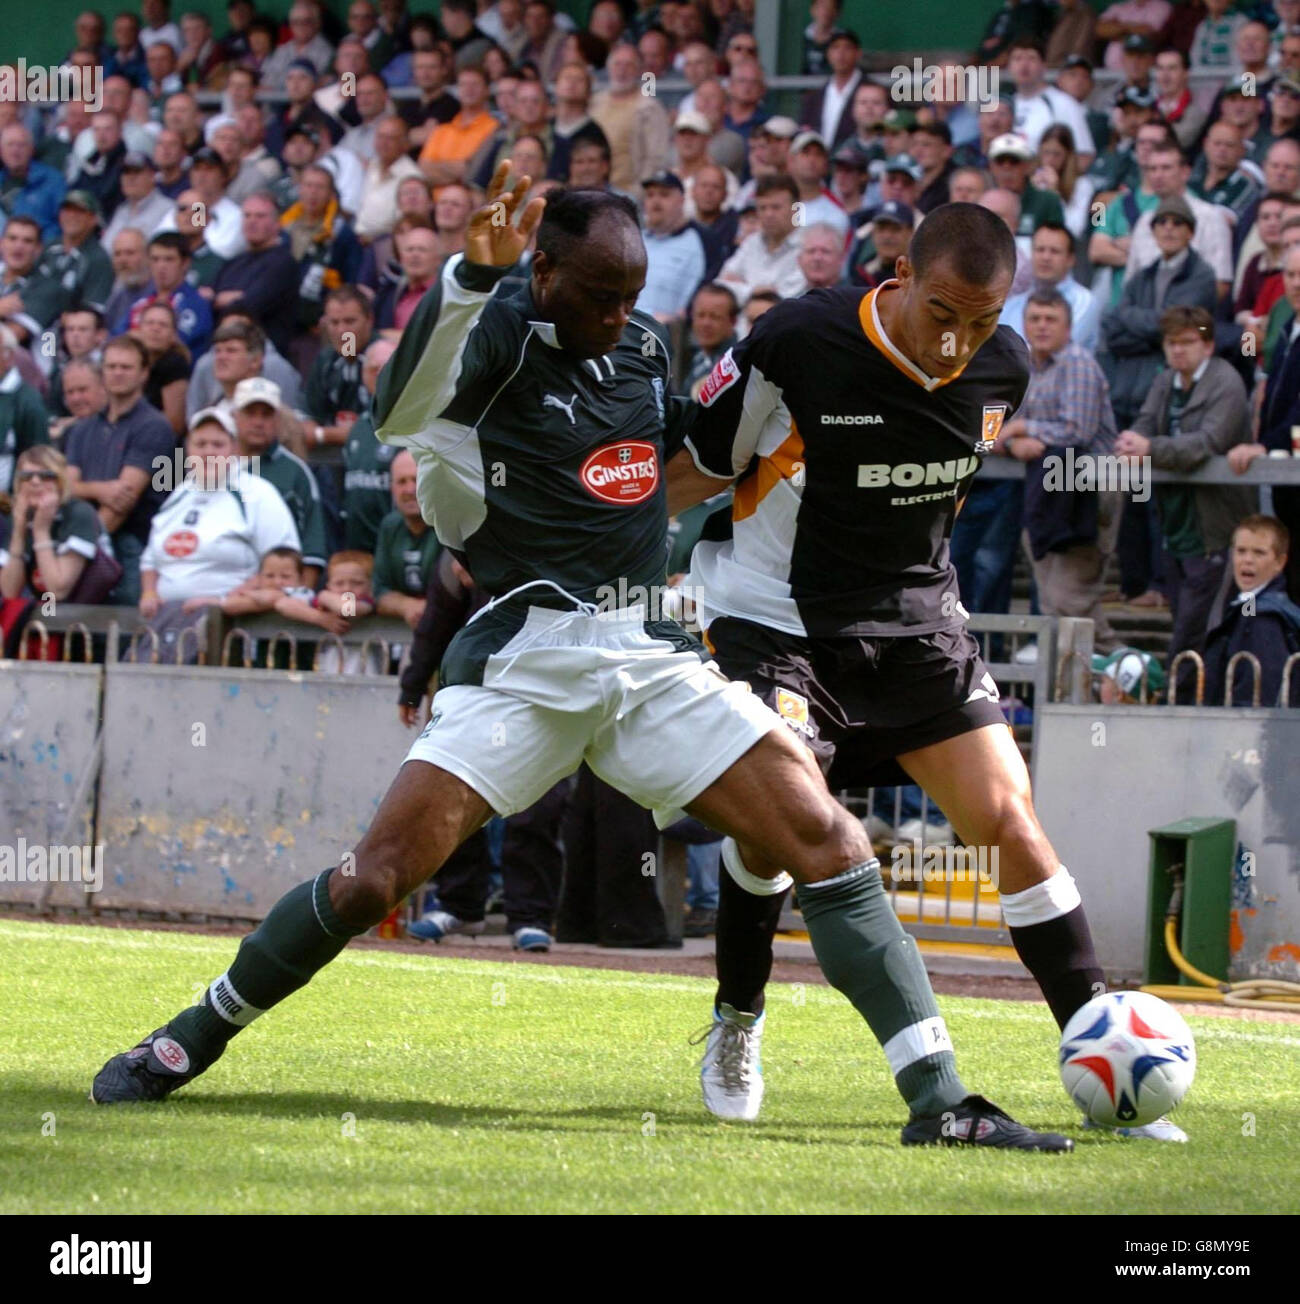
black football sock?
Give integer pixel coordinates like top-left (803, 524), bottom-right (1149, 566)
top-left (168, 869), bottom-right (365, 1066)
top-left (714, 855), bottom-right (788, 1017)
top-left (797, 860), bottom-right (968, 1117)
top-left (1001, 870), bottom-right (1105, 1030)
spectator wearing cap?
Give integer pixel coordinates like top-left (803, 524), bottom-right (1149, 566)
top-left (101, 153), bottom-right (172, 252)
top-left (260, 2), bottom-right (336, 92)
top-left (38, 191), bottom-right (115, 318)
top-left (911, 122), bottom-right (956, 215)
top-left (270, 125), bottom-right (321, 212)
top-left (138, 407), bottom-right (301, 618)
top-left (1007, 37), bottom-right (1096, 167)
top-left (233, 377), bottom-right (328, 585)
top-left (1116, 31), bottom-right (1159, 95)
top-left (128, 232), bottom-right (213, 360)
top-left (70, 112), bottom-right (128, 224)
top-left (281, 166), bottom-right (363, 333)
top-left (1045, 0), bottom-right (1097, 66)
top-left (1001, 287), bottom-right (1121, 653)
top-left (1088, 85), bottom-right (1156, 197)
top-left (155, 148), bottom-right (249, 263)
top-left (673, 111), bottom-right (739, 214)
top-left (797, 222), bottom-right (846, 292)
top-left (1186, 0), bottom-right (1243, 71)
top-left (1124, 142), bottom-right (1233, 296)
top-left (1114, 303), bottom-right (1256, 668)
top-left (211, 193), bottom-right (299, 357)
top-left (830, 142), bottom-right (869, 223)
top-left (1056, 55), bottom-right (1112, 153)
top-left (419, 65), bottom-right (502, 190)
top-left (63, 333), bottom-right (175, 605)
top-left (1190, 121), bottom-right (1263, 229)
top-left (0, 124), bottom-right (67, 245)
top-left (850, 199), bottom-right (913, 290)
top-left (638, 171), bottom-right (707, 323)
top-left (718, 173), bottom-right (807, 321)
top-left (987, 133), bottom-right (1066, 252)
top-left (1102, 193), bottom-right (1221, 440)
top-left (800, 28), bottom-right (862, 151)
top-left (1153, 46), bottom-right (1206, 152)
top-left (680, 282), bottom-right (738, 399)
top-left (870, 153), bottom-right (922, 221)
top-left (590, 44), bottom-right (672, 200)
top-left (266, 61), bottom-right (344, 163)
top-left (689, 164), bottom-right (740, 281)
top-left (1002, 221), bottom-right (1101, 350)
top-left (0, 324), bottom-right (50, 500)
top-left (788, 132), bottom-right (849, 236)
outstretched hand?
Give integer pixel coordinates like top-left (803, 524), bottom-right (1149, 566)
top-left (464, 159), bottom-right (547, 268)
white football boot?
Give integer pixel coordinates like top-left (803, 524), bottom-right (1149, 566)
top-left (691, 1002), bottom-right (765, 1121)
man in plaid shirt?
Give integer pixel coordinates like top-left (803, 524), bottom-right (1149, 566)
top-left (998, 287), bottom-right (1119, 651)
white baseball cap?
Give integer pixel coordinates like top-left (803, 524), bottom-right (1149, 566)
top-left (233, 376), bottom-right (282, 411)
top-left (188, 406), bottom-right (236, 436)
top-left (989, 133), bottom-right (1034, 161)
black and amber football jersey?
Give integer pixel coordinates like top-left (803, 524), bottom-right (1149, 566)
top-left (683, 281), bottom-right (1030, 638)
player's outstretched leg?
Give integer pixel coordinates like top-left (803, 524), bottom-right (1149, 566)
top-left (91, 761), bottom-right (492, 1103)
top-left (688, 730), bottom-right (1072, 1150)
top-left (899, 724), bottom-right (1182, 1143)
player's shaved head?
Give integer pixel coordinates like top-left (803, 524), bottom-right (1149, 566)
top-left (875, 202), bottom-right (1015, 380)
top-left (909, 202), bottom-right (1017, 287)
top-left (533, 187), bottom-right (647, 358)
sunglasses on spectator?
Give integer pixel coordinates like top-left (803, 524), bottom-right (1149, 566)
top-left (17, 469), bottom-right (59, 482)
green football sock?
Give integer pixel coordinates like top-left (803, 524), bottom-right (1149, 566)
top-left (797, 861), bottom-right (968, 1118)
top-left (169, 870), bottom-right (365, 1066)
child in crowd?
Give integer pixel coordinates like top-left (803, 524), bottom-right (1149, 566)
top-left (219, 546), bottom-right (317, 616)
top-left (275, 550), bottom-right (381, 674)
top-left (1203, 516), bottom-right (1300, 707)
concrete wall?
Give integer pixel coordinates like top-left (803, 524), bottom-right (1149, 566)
top-left (1035, 706), bottom-right (1300, 985)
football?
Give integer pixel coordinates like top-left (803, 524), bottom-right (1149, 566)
top-left (1059, 992), bottom-right (1197, 1128)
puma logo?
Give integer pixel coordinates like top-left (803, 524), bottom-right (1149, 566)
top-left (543, 392), bottom-right (578, 424)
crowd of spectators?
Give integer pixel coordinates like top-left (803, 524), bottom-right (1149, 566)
top-left (4, 0), bottom-right (1300, 943)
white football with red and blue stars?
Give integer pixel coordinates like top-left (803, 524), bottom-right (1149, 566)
top-left (1060, 991), bottom-right (1196, 1127)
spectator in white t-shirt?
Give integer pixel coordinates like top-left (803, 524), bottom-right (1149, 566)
top-left (1007, 37), bottom-right (1096, 168)
top-left (788, 131), bottom-right (849, 237)
top-left (139, 407), bottom-right (300, 615)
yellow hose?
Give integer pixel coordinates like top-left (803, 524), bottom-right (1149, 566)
top-left (1140, 918), bottom-right (1300, 1012)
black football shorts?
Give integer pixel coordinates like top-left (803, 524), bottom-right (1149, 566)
top-left (704, 617), bottom-right (1008, 788)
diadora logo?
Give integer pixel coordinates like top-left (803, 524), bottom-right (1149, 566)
top-left (543, 392), bottom-right (577, 424)
top-left (698, 348), bottom-right (739, 407)
top-left (821, 414), bottom-right (884, 425)
top-left (580, 441), bottom-right (660, 504)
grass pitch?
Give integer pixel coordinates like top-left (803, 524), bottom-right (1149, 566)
top-left (2, 919), bottom-right (1297, 1215)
